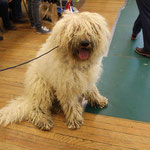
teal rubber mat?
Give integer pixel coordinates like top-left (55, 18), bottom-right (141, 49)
top-left (86, 0), bottom-right (150, 123)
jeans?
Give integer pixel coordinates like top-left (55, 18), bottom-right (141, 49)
top-left (28, 0), bottom-right (42, 29)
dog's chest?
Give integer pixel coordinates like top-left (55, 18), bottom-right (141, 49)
top-left (47, 65), bottom-right (100, 94)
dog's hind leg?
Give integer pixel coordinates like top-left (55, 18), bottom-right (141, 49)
top-left (25, 71), bottom-right (54, 131)
top-left (28, 87), bottom-right (54, 131)
top-left (29, 107), bottom-right (54, 131)
top-left (84, 85), bottom-right (108, 108)
top-left (57, 95), bottom-right (83, 129)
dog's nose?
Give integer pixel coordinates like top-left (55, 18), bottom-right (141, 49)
top-left (80, 40), bottom-right (90, 47)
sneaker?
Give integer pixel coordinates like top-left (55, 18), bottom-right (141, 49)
top-left (135, 47), bottom-right (150, 58)
top-left (36, 26), bottom-right (51, 34)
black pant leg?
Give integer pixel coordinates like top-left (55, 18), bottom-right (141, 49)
top-left (132, 15), bottom-right (142, 36)
top-left (9, 0), bottom-right (22, 18)
top-left (136, 0), bottom-right (150, 52)
top-left (0, 0), bottom-right (10, 27)
top-left (28, 0), bottom-right (34, 25)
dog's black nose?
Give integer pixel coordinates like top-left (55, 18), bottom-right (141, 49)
top-left (80, 40), bottom-right (90, 47)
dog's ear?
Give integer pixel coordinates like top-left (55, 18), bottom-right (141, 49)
top-left (95, 13), bottom-right (110, 53)
top-left (89, 12), bottom-right (110, 40)
top-left (97, 14), bottom-right (110, 42)
top-left (79, 12), bottom-right (110, 40)
top-left (95, 13), bottom-right (110, 56)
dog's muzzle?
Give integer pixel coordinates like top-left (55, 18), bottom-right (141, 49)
top-left (77, 40), bottom-right (93, 60)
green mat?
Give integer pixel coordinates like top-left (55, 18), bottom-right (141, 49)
top-left (86, 0), bottom-right (150, 123)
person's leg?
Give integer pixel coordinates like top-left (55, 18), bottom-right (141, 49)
top-left (9, 0), bottom-right (22, 18)
top-left (0, 0), bottom-right (10, 27)
top-left (132, 15), bottom-right (142, 38)
top-left (136, 0), bottom-right (150, 52)
top-left (30, 0), bottom-right (42, 29)
top-left (0, 0), bottom-right (16, 30)
top-left (30, 0), bottom-right (50, 33)
top-left (28, 0), bottom-right (35, 27)
top-left (9, 0), bottom-right (28, 23)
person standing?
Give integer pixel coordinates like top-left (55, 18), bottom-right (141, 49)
top-left (28, 0), bottom-right (51, 34)
top-left (131, 0), bottom-right (150, 58)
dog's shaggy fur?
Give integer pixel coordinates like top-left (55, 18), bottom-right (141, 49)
top-left (0, 12), bottom-right (110, 130)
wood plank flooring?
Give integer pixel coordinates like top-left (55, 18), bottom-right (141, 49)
top-left (1, 0), bottom-right (150, 149)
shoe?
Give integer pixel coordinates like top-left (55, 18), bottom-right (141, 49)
top-left (36, 26), bottom-right (51, 34)
top-left (13, 17), bottom-right (28, 24)
top-left (4, 24), bottom-right (17, 30)
top-left (135, 47), bottom-right (150, 58)
top-left (0, 36), bottom-right (3, 40)
top-left (131, 34), bottom-right (138, 40)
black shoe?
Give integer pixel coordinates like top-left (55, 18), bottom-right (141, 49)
top-left (131, 34), bottom-right (139, 40)
top-left (4, 24), bottom-right (17, 30)
top-left (0, 36), bottom-right (3, 40)
top-left (135, 47), bottom-right (150, 58)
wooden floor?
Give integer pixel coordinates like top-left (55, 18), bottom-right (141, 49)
top-left (1, 0), bottom-right (150, 149)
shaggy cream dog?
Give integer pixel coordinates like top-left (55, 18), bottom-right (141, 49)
top-left (0, 12), bottom-right (110, 130)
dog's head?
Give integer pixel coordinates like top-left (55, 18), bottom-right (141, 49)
top-left (50, 12), bottom-right (110, 62)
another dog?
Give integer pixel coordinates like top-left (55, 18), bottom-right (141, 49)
top-left (0, 12), bottom-right (110, 130)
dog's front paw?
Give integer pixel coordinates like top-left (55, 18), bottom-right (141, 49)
top-left (95, 96), bottom-right (108, 108)
top-left (35, 118), bottom-right (54, 131)
top-left (67, 115), bottom-right (83, 129)
top-left (30, 115), bottom-right (54, 131)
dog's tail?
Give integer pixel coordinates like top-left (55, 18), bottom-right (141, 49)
top-left (0, 96), bottom-right (30, 126)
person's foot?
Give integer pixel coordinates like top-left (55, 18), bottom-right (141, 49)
top-left (4, 24), bottom-right (17, 30)
top-left (0, 35), bottom-right (3, 40)
top-left (36, 26), bottom-right (51, 34)
top-left (13, 17), bottom-right (28, 24)
top-left (135, 47), bottom-right (150, 58)
top-left (131, 34), bottom-right (138, 40)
